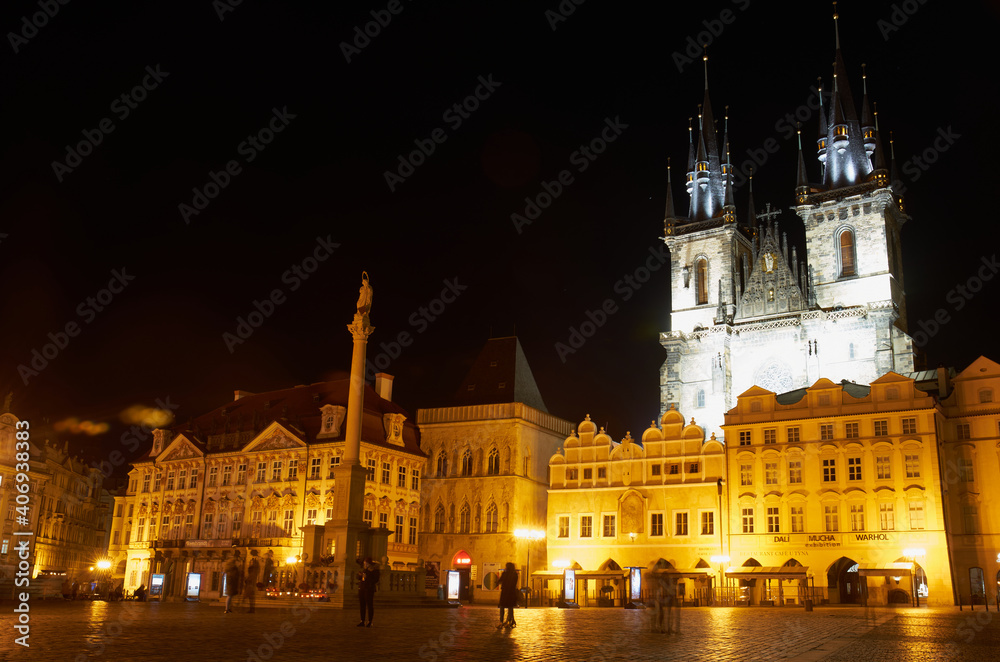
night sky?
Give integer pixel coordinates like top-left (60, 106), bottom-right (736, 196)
top-left (2, 1), bottom-right (997, 480)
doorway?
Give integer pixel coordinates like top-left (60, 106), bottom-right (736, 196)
top-left (827, 557), bottom-right (861, 604)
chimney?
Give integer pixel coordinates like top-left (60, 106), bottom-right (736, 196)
top-left (234, 390), bottom-right (255, 401)
top-left (375, 373), bottom-right (394, 402)
top-left (936, 365), bottom-right (950, 399)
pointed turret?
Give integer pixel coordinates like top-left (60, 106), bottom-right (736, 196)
top-left (746, 169), bottom-right (757, 239)
top-left (860, 64), bottom-right (876, 162)
top-left (889, 132), bottom-right (905, 212)
top-left (869, 102), bottom-right (889, 188)
top-left (663, 159), bottom-right (681, 237)
top-left (795, 128), bottom-right (810, 204)
top-left (816, 78), bottom-right (828, 181)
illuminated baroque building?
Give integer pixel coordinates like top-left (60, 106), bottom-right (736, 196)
top-left (660, 18), bottom-right (915, 442)
top-left (0, 405), bottom-right (111, 598)
top-left (108, 374), bottom-right (425, 600)
top-left (546, 408), bottom-right (725, 605)
top-left (722, 374), bottom-right (952, 606)
top-left (417, 337), bottom-right (570, 599)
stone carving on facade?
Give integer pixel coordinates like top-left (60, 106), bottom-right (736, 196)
top-left (266, 493), bottom-right (281, 509)
top-left (160, 441), bottom-right (198, 462)
top-left (620, 491), bottom-right (644, 535)
top-left (318, 405), bottom-right (347, 438)
top-left (383, 412), bottom-right (406, 446)
top-left (306, 494), bottom-right (321, 508)
top-left (254, 431), bottom-right (302, 452)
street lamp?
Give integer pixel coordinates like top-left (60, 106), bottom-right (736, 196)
top-left (514, 528), bottom-right (545, 608)
top-left (711, 555), bottom-right (730, 606)
top-left (903, 548), bottom-right (926, 607)
top-left (286, 555), bottom-right (300, 595)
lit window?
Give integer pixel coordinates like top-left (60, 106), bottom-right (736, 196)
top-left (603, 514), bottom-right (616, 537)
top-left (905, 454), bottom-right (920, 478)
top-left (459, 505), bottom-right (470, 533)
top-left (558, 516), bottom-right (570, 538)
top-left (740, 463), bottom-right (753, 486)
top-left (701, 511), bottom-right (714, 535)
top-left (850, 504), bottom-right (865, 531)
top-left (788, 460), bottom-right (802, 484)
top-left (766, 507), bottom-right (779, 533)
top-left (879, 503), bottom-right (894, 530)
top-left (580, 515), bottom-right (592, 538)
top-left (674, 512), bottom-right (688, 536)
top-left (741, 508), bottom-right (754, 533)
top-left (876, 455), bottom-right (891, 480)
top-left (765, 462), bottom-right (778, 485)
top-left (488, 448), bottom-right (501, 475)
top-left (839, 230), bottom-right (856, 277)
top-left (790, 506), bottom-right (804, 533)
top-left (824, 505), bottom-right (839, 532)
top-left (485, 504), bottom-right (498, 533)
top-left (908, 502), bottom-right (925, 530)
top-left (696, 259), bottom-right (708, 305)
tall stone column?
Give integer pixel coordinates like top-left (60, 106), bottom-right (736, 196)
top-left (325, 273), bottom-right (374, 608)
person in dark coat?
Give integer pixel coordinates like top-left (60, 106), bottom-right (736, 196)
top-left (498, 562), bottom-right (519, 628)
top-left (356, 557), bottom-right (380, 627)
top-left (224, 560), bottom-right (242, 613)
top-left (245, 556), bottom-right (260, 614)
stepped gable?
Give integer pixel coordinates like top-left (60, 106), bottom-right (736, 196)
top-left (735, 222), bottom-right (806, 321)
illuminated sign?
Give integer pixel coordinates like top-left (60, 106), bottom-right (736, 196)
top-left (563, 569), bottom-right (576, 602)
top-left (630, 567), bottom-right (642, 601)
top-left (447, 570), bottom-right (460, 601)
top-left (186, 573), bottom-right (202, 600)
top-left (453, 550), bottom-right (472, 566)
top-left (150, 574), bottom-right (165, 597)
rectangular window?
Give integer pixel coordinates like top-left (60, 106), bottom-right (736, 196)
top-left (962, 506), bottom-right (978, 534)
top-left (395, 515), bottom-right (404, 541)
top-left (325, 508), bottom-right (332, 523)
top-left (902, 418), bottom-right (917, 435)
top-left (741, 508), bottom-right (754, 534)
top-left (366, 459), bottom-right (376, 482)
top-left (363, 509), bottom-right (373, 526)
top-left (850, 504), bottom-right (865, 531)
top-left (603, 514), bottom-right (616, 538)
top-left (787, 427), bottom-right (800, 443)
top-left (689, 463), bottom-right (699, 473)
top-left (154, 472), bottom-right (162, 491)
top-left (190, 469), bottom-right (198, 489)
top-left (845, 422), bottom-right (859, 439)
top-left (112, 531), bottom-right (120, 546)
top-left (701, 511), bottom-right (714, 535)
top-left (137, 517), bottom-right (146, 541)
top-left (184, 514), bottom-right (194, 538)
top-left (256, 462), bottom-right (267, 483)
top-left (166, 472), bottom-right (175, 491)
top-left (674, 512), bottom-right (688, 536)
top-left (232, 511), bottom-right (242, 536)
top-left (411, 469), bottom-right (419, 491)
top-left (765, 462), bottom-right (778, 485)
top-left (824, 505), bottom-right (839, 532)
top-left (788, 460), bottom-right (802, 484)
top-left (558, 516), bottom-right (569, 538)
top-left (820, 424), bottom-right (833, 441)
top-left (739, 430), bottom-right (751, 446)
top-left (740, 463), bottom-right (753, 487)
top-left (381, 462), bottom-right (391, 485)
top-left (283, 510), bottom-right (295, 536)
top-left (651, 464), bottom-right (661, 476)
top-left (408, 517), bottom-right (417, 545)
top-left (202, 513), bottom-right (213, 538)
top-left (583, 468), bottom-right (593, 480)
top-left (178, 470), bottom-right (187, 490)
top-left (874, 420), bottom-right (888, 436)
top-left (669, 464), bottom-right (679, 475)
top-left (848, 457), bottom-right (862, 481)
top-left (236, 463), bottom-right (247, 485)
top-left (142, 475), bottom-right (150, 493)
top-left (398, 465), bottom-right (407, 487)
top-left (208, 467), bottom-right (218, 487)
top-left (597, 467), bottom-right (606, 479)
top-left (310, 458), bottom-right (321, 479)
top-left (908, 502), bottom-right (925, 530)
top-left (822, 458), bottom-right (836, 482)
top-left (306, 509), bottom-right (317, 525)
top-left (271, 462), bottom-right (282, 481)
top-left (330, 455), bottom-right (341, 477)
top-left (580, 515), bottom-right (593, 538)
top-left (566, 468), bottom-right (578, 480)
top-left (876, 455), bottom-right (891, 480)
top-left (764, 429), bottom-right (776, 444)
top-left (287, 460), bottom-right (298, 481)
top-left (959, 458), bottom-right (974, 483)
top-left (879, 503), bottom-right (894, 530)
top-left (767, 507), bottom-right (780, 533)
top-left (905, 454), bottom-right (920, 478)
top-left (790, 506), bottom-right (804, 533)
top-left (957, 423), bottom-right (971, 440)
top-left (650, 513), bottom-right (664, 536)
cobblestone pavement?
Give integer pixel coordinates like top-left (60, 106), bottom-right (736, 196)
top-left (1, 600), bottom-right (996, 662)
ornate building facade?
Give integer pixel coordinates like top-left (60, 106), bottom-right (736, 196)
top-left (660, 20), bottom-right (915, 441)
top-left (108, 374), bottom-right (425, 600)
top-left (0, 408), bottom-right (111, 598)
top-left (417, 338), bottom-right (569, 600)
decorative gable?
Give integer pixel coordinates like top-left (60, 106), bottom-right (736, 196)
top-left (243, 422), bottom-right (307, 452)
top-left (736, 224), bottom-right (806, 320)
top-left (157, 434), bottom-right (203, 463)
top-left (318, 405), bottom-right (347, 439)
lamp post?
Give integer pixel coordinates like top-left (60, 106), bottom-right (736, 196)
top-left (514, 528), bottom-right (545, 608)
top-left (711, 555), bottom-right (730, 606)
top-left (286, 555), bottom-right (300, 595)
top-left (903, 548), bottom-right (926, 607)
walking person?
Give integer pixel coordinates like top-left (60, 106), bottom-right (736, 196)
top-left (224, 559), bottom-right (242, 613)
top-left (245, 554), bottom-right (259, 614)
top-left (663, 576), bottom-right (680, 634)
top-left (497, 562), bottom-right (519, 629)
top-left (356, 557), bottom-right (380, 627)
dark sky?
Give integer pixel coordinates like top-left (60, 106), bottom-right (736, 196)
top-left (2, 1), bottom-right (997, 477)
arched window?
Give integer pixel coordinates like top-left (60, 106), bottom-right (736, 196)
top-left (839, 230), bottom-right (856, 277)
top-left (485, 504), bottom-right (498, 533)
top-left (849, 343), bottom-right (855, 360)
top-left (696, 390), bottom-right (706, 408)
top-left (459, 504), bottom-right (471, 533)
top-left (461, 450), bottom-right (473, 476)
top-left (488, 448), bottom-right (500, 475)
top-left (436, 451), bottom-right (448, 477)
top-left (434, 505), bottom-right (446, 533)
top-left (696, 259), bottom-right (708, 305)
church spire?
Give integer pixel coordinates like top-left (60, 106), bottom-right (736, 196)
top-left (746, 169), bottom-right (757, 239)
top-left (796, 128), bottom-right (810, 204)
top-left (664, 159), bottom-right (681, 237)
